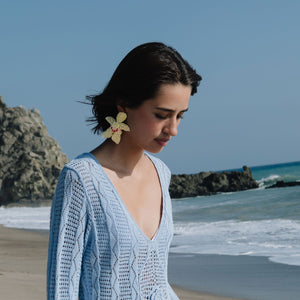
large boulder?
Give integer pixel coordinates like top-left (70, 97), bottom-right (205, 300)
top-left (0, 96), bottom-right (69, 206)
top-left (170, 166), bottom-right (258, 198)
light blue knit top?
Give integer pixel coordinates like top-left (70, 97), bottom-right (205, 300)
top-left (47, 152), bottom-right (179, 299)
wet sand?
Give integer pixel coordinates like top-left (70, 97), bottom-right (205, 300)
top-left (169, 252), bottom-right (300, 300)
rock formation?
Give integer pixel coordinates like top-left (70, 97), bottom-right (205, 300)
top-left (266, 180), bottom-right (300, 189)
top-left (0, 96), bottom-right (69, 206)
top-left (169, 166), bottom-right (258, 198)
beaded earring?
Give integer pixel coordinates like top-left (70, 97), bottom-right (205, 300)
top-left (102, 112), bottom-right (130, 144)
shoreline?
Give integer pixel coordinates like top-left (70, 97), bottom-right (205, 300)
top-left (0, 225), bottom-right (242, 300)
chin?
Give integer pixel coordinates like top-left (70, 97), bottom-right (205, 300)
top-left (147, 149), bottom-right (163, 154)
top-left (144, 145), bottom-right (164, 154)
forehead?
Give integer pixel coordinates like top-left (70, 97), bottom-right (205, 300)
top-left (147, 84), bottom-right (191, 109)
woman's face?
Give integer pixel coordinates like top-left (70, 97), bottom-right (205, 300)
top-left (124, 83), bottom-right (191, 153)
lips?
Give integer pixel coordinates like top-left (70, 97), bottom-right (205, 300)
top-left (155, 138), bottom-right (170, 147)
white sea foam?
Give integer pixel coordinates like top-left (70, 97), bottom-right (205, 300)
top-left (269, 255), bottom-right (300, 266)
top-left (257, 174), bottom-right (281, 188)
top-left (172, 219), bottom-right (300, 266)
top-left (0, 206), bottom-right (51, 230)
top-left (257, 173), bottom-right (300, 188)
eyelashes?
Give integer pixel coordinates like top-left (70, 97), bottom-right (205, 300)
top-left (155, 113), bottom-right (167, 120)
top-left (154, 113), bottom-right (184, 120)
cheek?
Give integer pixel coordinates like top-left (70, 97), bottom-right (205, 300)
top-left (130, 112), bottom-right (160, 136)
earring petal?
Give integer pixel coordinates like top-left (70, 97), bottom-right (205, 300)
top-left (105, 116), bottom-right (116, 125)
top-left (112, 132), bottom-right (121, 144)
top-left (116, 112), bottom-right (127, 123)
top-left (119, 123), bottom-right (130, 131)
top-left (102, 127), bottom-right (113, 138)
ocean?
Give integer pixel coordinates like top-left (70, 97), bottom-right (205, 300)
top-left (1, 161), bottom-right (300, 268)
top-left (172, 161), bottom-right (300, 267)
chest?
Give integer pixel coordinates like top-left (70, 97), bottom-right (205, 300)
top-left (109, 171), bottom-right (163, 240)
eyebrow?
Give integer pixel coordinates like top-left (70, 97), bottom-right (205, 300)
top-left (154, 107), bottom-right (189, 113)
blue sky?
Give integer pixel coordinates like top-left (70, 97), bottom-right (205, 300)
top-left (1, 0), bottom-right (299, 174)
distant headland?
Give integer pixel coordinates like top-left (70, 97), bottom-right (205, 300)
top-left (169, 166), bottom-right (258, 198)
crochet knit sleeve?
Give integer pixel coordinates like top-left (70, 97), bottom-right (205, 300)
top-left (47, 166), bottom-right (90, 300)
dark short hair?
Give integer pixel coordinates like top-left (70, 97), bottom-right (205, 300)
top-left (87, 42), bottom-right (202, 134)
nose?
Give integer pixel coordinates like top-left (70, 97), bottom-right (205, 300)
top-left (164, 117), bottom-right (178, 137)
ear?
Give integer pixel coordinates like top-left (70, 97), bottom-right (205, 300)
top-left (117, 104), bottom-right (126, 113)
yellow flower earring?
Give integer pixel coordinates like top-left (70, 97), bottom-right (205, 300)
top-left (102, 112), bottom-right (130, 144)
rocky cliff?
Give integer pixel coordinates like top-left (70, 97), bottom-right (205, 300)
top-left (0, 96), bottom-right (69, 206)
top-left (169, 166), bottom-right (258, 198)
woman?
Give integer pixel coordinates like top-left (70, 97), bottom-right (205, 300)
top-left (47, 42), bottom-right (201, 299)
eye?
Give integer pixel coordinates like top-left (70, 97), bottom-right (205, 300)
top-left (177, 113), bottom-right (184, 119)
top-left (155, 113), bottom-right (168, 120)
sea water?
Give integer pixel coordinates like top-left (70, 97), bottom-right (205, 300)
top-left (172, 161), bottom-right (300, 267)
top-left (0, 206), bottom-right (50, 230)
top-left (0, 161), bottom-right (299, 267)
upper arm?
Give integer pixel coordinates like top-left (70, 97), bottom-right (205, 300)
top-left (47, 167), bottom-right (90, 299)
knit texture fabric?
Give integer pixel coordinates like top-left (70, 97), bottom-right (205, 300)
top-left (47, 152), bottom-right (179, 300)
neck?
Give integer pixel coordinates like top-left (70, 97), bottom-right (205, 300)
top-left (91, 139), bottom-right (145, 176)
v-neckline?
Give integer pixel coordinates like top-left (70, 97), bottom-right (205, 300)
top-left (85, 152), bottom-right (165, 242)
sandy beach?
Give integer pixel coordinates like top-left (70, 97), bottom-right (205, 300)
top-left (0, 225), bottom-right (48, 300)
top-left (0, 225), bottom-right (241, 300)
